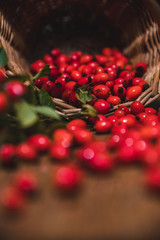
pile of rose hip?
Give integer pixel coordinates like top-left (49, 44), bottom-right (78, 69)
top-left (32, 47), bottom-right (149, 111)
top-left (2, 107), bottom-right (160, 211)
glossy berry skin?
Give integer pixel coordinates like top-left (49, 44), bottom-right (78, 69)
top-left (53, 165), bottom-right (82, 192)
top-left (16, 143), bottom-right (37, 162)
top-left (93, 85), bottom-right (110, 99)
top-left (131, 101), bottom-right (145, 115)
top-left (50, 68), bottom-right (60, 79)
top-left (132, 77), bottom-right (143, 86)
top-left (65, 81), bottom-right (77, 91)
top-left (145, 108), bottom-right (157, 115)
top-left (1, 186), bottom-right (25, 211)
top-left (53, 129), bottom-right (73, 148)
top-left (50, 143), bottom-right (69, 161)
top-left (126, 86), bottom-right (142, 101)
top-left (114, 109), bottom-right (125, 118)
top-left (30, 60), bottom-right (45, 73)
top-left (0, 92), bottom-right (8, 113)
top-left (35, 77), bottom-right (48, 88)
top-left (43, 54), bottom-right (53, 64)
top-left (0, 144), bottom-right (16, 164)
top-left (80, 54), bottom-right (93, 64)
top-left (28, 134), bottom-right (50, 152)
top-left (14, 171), bottom-right (38, 195)
top-left (118, 145), bottom-right (137, 163)
top-left (5, 81), bottom-right (26, 100)
top-left (70, 70), bottom-right (82, 81)
top-left (107, 95), bottom-right (121, 105)
top-left (73, 128), bottom-right (93, 145)
top-left (94, 99), bottom-right (111, 114)
top-left (95, 120), bottom-right (112, 133)
top-left (51, 48), bottom-right (60, 58)
top-left (42, 80), bottom-right (54, 94)
top-left (95, 66), bottom-right (104, 74)
top-left (118, 105), bottom-right (130, 115)
top-left (93, 73), bottom-right (109, 84)
top-left (55, 54), bottom-right (68, 66)
top-left (89, 151), bottom-right (113, 172)
top-left (78, 76), bottom-right (89, 85)
top-left (105, 80), bottom-right (114, 91)
top-left (67, 119), bottom-right (87, 130)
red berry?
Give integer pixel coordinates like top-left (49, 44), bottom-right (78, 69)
top-left (62, 89), bottom-right (73, 103)
top-left (0, 144), bottom-right (16, 164)
top-left (5, 81), bottom-right (26, 100)
top-left (93, 84), bottom-right (110, 99)
top-left (73, 128), bottom-right (93, 145)
top-left (93, 73), bottom-right (109, 84)
top-left (135, 62), bottom-right (147, 77)
top-left (43, 54), bottom-right (53, 64)
top-left (0, 92), bottom-right (8, 113)
top-left (51, 48), bottom-right (60, 58)
top-left (50, 143), bottom-right (69, 161)
top-left (30, 60), bottom-right (45, 73)
top-left (107, 95), bottom-right (121, 105)
top-left (70, 70), bottom-right (82, 81)
top-left (53, 129), bottom-right (73, 148)
top-left (53, 165), bottom-right (82, 192)
top-left (94, 99), bottom-right (111, 114)
top-left (89, 151), bottom-right (113, 172)
top-left (42, 80), bottom-right (54, 94)
top-left (80, 54), bottom-right (93, 64)
top-left (95, 120), bottom-right (112, 133)
top-left (145, 108), bottom-right (157, 115)
top-left (67, 119), bottom-right (87, 130)
top-left (16, 143), bottom-right (37, 162)
top-left (95, 66), bottom-right (104, 74)
top-left (78, 76), bottom-right (89, 85)
top-left (131, 101), bottom-right (145, 115)
top-left (126, 86), bottom-right (142, 101)
top-left (14, 171), bottom-right (38, 195)
top-left (28, 134), bottom-right (50, 152)
top-left (50, 68), bottom-right (60, 79)
top-left (102, 47), bottom-right (112, 56)
top-left (1, 186), bottom-right (25, 211)
top-left (35, 77), bottom-right (48, 88)
top-left (55, 54), bottom-right (68, 65)
top-left (65, 81), bottom-right (77, 91)
top-left (114, 109), bottom-right (126, 118)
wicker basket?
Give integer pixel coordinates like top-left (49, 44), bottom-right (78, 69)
top-left (0, 0), bottom-right (160, 117)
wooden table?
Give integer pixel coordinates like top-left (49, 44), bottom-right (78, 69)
top-left (1, 154), bottom-right (160, 240)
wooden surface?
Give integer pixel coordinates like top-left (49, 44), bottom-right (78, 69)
top-left (1, 155), bottom-right (160, 240)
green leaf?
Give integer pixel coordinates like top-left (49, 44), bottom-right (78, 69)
top-left (39, 88), bottom-right (55, 108)
top-left (80, 104), bottom-right (98, 117)
top-left (7, 74), bottom-right (31, 82)
top-left (26, 85), bottom-right (38, 105)
top-left (32, 65), bottom-right (51, 80)
top-left (31, 105), bottom-right (61, 120)
top-left (76, 85), bottom-right (93, 104)
top-left (15, 101), bottom-right (38, 128)
top-left (0, 48), bottom-right (8, 67)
